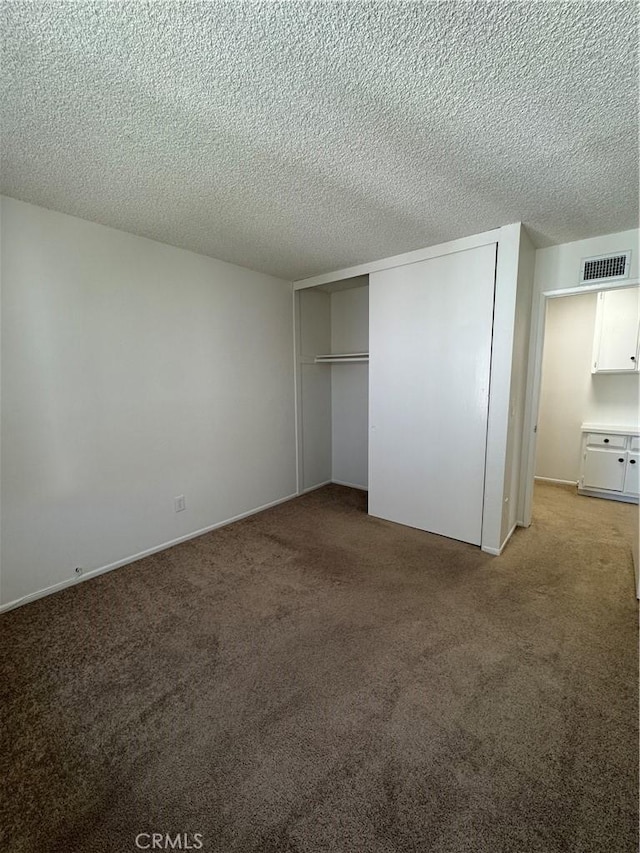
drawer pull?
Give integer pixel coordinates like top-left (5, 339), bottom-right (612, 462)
top-left (604, 438), bottom-right (609, 443)
top-left (618, 458), bottom-right (625, 463)
top-left (631, 459), bottom-right (637, 465)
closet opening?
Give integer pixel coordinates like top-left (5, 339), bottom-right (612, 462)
top-left (295, 275), bottom-right (369, 495)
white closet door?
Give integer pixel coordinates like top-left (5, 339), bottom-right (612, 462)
top-left (368, 243), bottom-right (497, 545)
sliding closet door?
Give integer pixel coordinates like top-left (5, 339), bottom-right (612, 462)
top-left (368, 243), bottom-right (497, 545)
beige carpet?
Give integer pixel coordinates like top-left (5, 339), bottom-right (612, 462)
top-left (1, 482), bottom-right (637, 853)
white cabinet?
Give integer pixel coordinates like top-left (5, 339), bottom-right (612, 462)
top-left (582, 447), bottom-right (626, 491)
top-left (624, 453), bottom-right (639, 495)
top-left (578, 427), bottom-right (640, 503)
top-left (592, 287), bottom-right (640, 373)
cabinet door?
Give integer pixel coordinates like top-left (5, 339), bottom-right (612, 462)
top-left (593, 288), bottom-right (640, 373)
top-left (624, 453), bottom-right (639, 495)
top-left (582, 448), bottom-right (626, 491)
top-left (368, 243), bottom-right (496, 546)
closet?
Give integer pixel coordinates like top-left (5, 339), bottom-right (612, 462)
top-left (294, 224), bottom-right (534, 553)
top-left (296, 275), bottom-right (369, 493)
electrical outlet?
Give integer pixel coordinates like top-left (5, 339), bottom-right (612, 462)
top-left (174, 495), bottom-right (186, 512)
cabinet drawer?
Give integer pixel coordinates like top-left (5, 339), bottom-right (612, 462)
top-left (630, 436), bottom-right (640, 452)
top-left (586, 433), bottom-right (626, 449)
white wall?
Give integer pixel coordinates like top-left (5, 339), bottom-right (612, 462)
top-left (297, 288), bottom-right (332, 490)
top-left (1, 196), bottom-right (296, 608)
top-left (536, 292), bottom-right (640, 482)
top-left (590, 371), bottom-right (640, 425)
top-left (533, 230), bottom-right (639, 296)
top-left (330, 285), bottom-right (368, 489)
top-left (502, 226), bottom-right (535, 539)
top-left (536, 294), bottom-right (596, 481)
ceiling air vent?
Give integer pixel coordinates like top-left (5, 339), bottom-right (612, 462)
top-left (580, 251), bottom-right (631, 284)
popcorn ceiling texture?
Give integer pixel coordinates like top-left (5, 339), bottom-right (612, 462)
top-left (1, 1), bottom-right (638, 280)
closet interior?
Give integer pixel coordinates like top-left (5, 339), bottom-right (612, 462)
top-left (295, 275), bottom-right (369, 493)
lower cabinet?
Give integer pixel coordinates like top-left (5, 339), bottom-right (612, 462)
top-left (625, 452), bottom-right (639, 495)
top-left (579, 429), bottom-right (639, 503)
top-left (582, 447), bottom-right (626, 492)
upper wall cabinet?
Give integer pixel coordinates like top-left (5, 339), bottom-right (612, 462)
top-left (592, 287), bottom-right (640, 373)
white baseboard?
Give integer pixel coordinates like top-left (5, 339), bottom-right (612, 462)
top-left (301, 480), bottom-right (332, 494)
top-left (534, 477), bottom-right (578, 486)
top-left (482, 522), bottom-right (518, 557)
top-left (331, 479), bottom-right (368, 491)
top-left (301, 480), bottom-right (368, 494)
top-left (0, 491), bottom-right (299, 614)
top-left (577, 487), bottom-right (639, 505)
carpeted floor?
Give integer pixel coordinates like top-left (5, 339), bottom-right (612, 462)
top-left (1, 482), bottom-right (637, 853)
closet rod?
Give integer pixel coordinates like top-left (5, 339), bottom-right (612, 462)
top-left (314, 352), bottom-right (369, 363)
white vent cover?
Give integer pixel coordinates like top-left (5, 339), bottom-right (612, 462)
top-left (580, 251), bottom-right (631, 284)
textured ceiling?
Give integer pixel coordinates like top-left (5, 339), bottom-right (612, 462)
top-left (2, 2), bottom-right (638, 281)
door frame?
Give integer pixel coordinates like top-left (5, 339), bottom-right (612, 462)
top-left (519, 276), bottom-right (640, 528)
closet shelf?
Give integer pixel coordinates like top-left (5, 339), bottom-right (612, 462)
top-left (314, 352), bottom-right (369, 363)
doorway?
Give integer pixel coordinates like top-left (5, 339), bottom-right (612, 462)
top-left (527, 284), bottom-right (639, 593)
